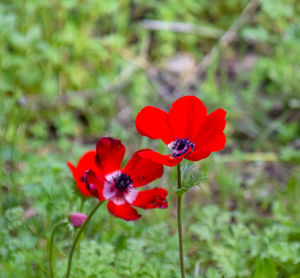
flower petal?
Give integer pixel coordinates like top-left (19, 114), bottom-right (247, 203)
top-left (123, 149), bottom-right (163, 187)
top-left (95, 137), bottom-right (125, 176)
top-left (83, 169), bottom-right (106, 200)
top-left (135, 106), bottom-right (174, 144)
top-left (192, 108), bottom-right (226, 151)
top-left (185, 109), bottom-right (226, 161)
top-left (138, 149), bottom-right (182, 167)
top-left (67, 150), bottom-right (99, 196)
top-left (132, 188), bottom-right (168, 209)
top-left (102, 181), bottom-right (117, 200)
top-left (107, 196), bottom-right (141, 221)
top-left (123, 186), bottom-right (139, 204)
top-left (168, 96), bottom-right (207, 139)
top-left (184, 150), bottom-right (211, 161)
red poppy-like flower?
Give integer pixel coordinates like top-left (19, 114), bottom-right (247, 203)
top-left (67, 150), bottom-right (101, 196)
top-left (135, 95), bottom-right (226, 166)
top-left (83, 137), bottom-right (168, 221)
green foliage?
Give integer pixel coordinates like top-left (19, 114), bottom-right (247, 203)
top-left (253, 258), bottom-right (278, 278)
top-left (54, 225), bottom-right (180, 278)
top-left (176, 161), bottom-right (206, 195)
top-left (189, 204), bottom-right (300, 277)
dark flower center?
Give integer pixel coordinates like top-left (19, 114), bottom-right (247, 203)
top-left (170, 138), bottom-right (195, 158)
top-left (113, 173), bottom-right (132, 192)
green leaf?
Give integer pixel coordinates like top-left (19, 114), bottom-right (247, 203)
top-left (180, 161), bottom-right (205, 191)
top-left (252, 258), bottom-right (278, 278)
top-left (205, 267), bottom-right (222, 278)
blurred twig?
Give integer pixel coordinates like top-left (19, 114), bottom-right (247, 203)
top-left (137, 0), bottom-right (261, 96)
top-left (141, 20), bottom-right (223, 39)
top-left (20, 81), bottom-right (129, 110)
top-left (218, 152), bottom-right (279, 162)
top-left (183, 0), bottom-right (260, 85)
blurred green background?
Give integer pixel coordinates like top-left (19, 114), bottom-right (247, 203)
top-left (0, 0), bottom-right (299, 277)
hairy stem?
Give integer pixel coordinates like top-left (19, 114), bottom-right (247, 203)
top-left (177, 163), bottom-right (185, 278)
top-left (49, 221), bottom-right (67, 278)
top-left (77, 198), bottom-right (86, 258)
top-left (65, 201), bottom-right (103, 278)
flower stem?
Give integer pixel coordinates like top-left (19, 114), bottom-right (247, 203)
top-left (77, 198), bottom-right (86, 258)
top-left (49, 221), bottom-right (67, 278)
top-left (177, 163), bottom-right (185, 278)
top-left (65, 201), bottom-right (103, 278)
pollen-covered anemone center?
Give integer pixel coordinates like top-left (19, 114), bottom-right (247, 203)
top-left (113, 173), bottom-right (132, 192)
top-left (169, 138), bottom-right (195, 158)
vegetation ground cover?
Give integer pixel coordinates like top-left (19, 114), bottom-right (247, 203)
top-left (0, 0), bottom-right (299, 277)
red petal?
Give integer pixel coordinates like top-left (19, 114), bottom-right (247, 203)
top-left (135, 106), bottom-right (174, 144)
top-left (107, 196), bottom-right (141, 221)
top-left (139, 149), bottom-right (182, 167)
top-left (84, 170), bottom-right (106, 200)
top-left (184, 150), bottom-right (211, 161)
top-left (123, 149), bottom-right (163, 187)
top-left (185, 109), bottom-right (226, 161)
top-left (95, 137), bottom-right (125, 176)
top-left (132, 188), bottom-right (168, 209)
top-left (67, 150), bottom-right (99, 196)
top-left (192, 108), bottom-right (226, 151)
top-left (168, 96), bottom-right (207, 139)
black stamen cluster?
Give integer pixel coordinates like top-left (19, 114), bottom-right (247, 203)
top-left (171, 138), bottom-right (195, 157)
top-left (175, 139), bottom-right (186, 151)
top-left (113, 173), bottom-right (132, 192)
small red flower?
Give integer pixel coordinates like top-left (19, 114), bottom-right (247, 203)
top-left (135, 95), bottom-right (226, 166)
top-left (67, 150), bottom-right (102, 196)
top-left (83, 137), bottom-right (168, 221)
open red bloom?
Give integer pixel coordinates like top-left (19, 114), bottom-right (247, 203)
top-left (135, 95), bottom-right (226, 166)
top-left (67, 150), bottom-right (101, 196)
top-left (83, 137), bottom-right (168, 221)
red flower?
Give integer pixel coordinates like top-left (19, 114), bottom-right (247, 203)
top-left (83, 137), bottom-right (168, 221)
top-left (135, 95), bottom-right (226, 166)
top-left (67, 150), bottom-right (102, 196)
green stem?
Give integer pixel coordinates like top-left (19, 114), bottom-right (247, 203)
top-left (65, 201), bottom-right (103, 278)
top-left (77, 198), bottom-right (86, 258)
top-left (49, 221), bottom-right (67, 278)
top-left (79, 197), bottom-right (86, 212)
top-left (177, 163), bottom-right (185, 278)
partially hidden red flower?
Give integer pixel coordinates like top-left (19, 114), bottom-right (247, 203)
top-left (67, 150), bottom-right (102, 196)
top-left (82, 137), bottom-right (168, 221)
top-left (135, 95), bottom-right (226, 166)
top-left (69, 212), bottom-right (87, 228)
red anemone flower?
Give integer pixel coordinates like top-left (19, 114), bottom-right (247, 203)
top-left (135, 95), bottom-right (226, 166)
top-left (83, 137), bottom-right (168, 221)
top-left (67, 150), bottom-right (101, 196)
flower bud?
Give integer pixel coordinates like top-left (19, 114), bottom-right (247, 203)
top-left (69, 212), bottom-right (87, 228)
